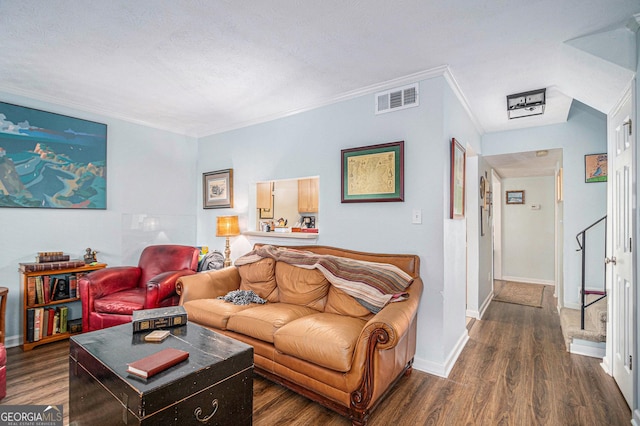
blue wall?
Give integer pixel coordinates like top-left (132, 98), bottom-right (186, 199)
top-left (0, 92), bottom-right (198, 346)
top-left (197, 73), bottom-right (481, 373)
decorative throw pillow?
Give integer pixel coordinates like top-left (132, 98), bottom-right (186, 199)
top-left (275, 262), bottom-right (329, 311)
top-left (237, 257), bottom-right (279, 302)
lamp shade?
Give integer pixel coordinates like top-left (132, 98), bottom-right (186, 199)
top-left (216, 215), bottom-right (240, 237)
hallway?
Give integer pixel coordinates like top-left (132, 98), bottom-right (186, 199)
top-left (441, 282), bottom-right (630, 425)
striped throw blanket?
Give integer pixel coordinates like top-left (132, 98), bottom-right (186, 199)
top-left (234, 245), bottom-right (414, 313)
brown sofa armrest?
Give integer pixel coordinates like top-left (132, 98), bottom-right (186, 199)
top-left (176, 267), bottom-right (241, 304)
top-left (360, 276), bottom-right (423, 350)
top-left (345, 277), bottom-right (423, 412)
top-left (346, 277), bottom-right (423, 383)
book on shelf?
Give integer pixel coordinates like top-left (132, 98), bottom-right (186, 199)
top-left (19, 260), bottom-right (86, 273)
top-left (46, 308), bottom-right (55, 336)
top-left (53, 310), bottom-right (60, 334)
top-left (68, 318), bottom-right (82, 333)
top-left (35, 277), bottom-right (44, 304)
top-left (42, 308), bottom-right (49, 338)
top-left (36, 253), bottom-right (70, 263)
top-left (33, 308), bottom-right (42, 342)
top-left (27, 308), bottom-right (35, 342)
top-left (68, 275), bottom-right (77, 298)
top-left (132, 306), bottom-right (187, 333)
top-left (49, 277), bottom-right (59, 301)
top-left (43, 276), bottom-right (50, 304)
top-left (37, 251), bottom-right (63, 257)
top-left (126, 348), bottom-right (189, 379)
top-left (58, 306), bottom-right (68, 333)
top-left (27, 277), bottom-right (36, 306)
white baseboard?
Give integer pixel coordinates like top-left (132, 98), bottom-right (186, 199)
top-left (600, 355), bottom-right (612, 375)
top-left (5, 334), bottom-right (21, 349)
top-left (632, 409), bottom-right (640, 426)
top-left (413, 329), bottom-right (469, 378)
top-left (564, 290), bottom-right (607, 311)
top-left (465, 308), bottom-right (479, 318)
top-left (501, 276), bottom-right (555, 286)
top-left (569, 339), bottom-right (605, 358)
top-left (478, 291), bottom-right (493, 320)
top-left (564, 302), bottom-right (581, 310)
top-left (466, 291), bottom-right (494, 320)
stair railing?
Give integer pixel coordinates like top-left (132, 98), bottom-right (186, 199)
top-left (575, 215), bottom-right (607, 330)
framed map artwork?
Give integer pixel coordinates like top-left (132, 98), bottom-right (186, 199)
top-left (0, 101), bottom-right (107, 209)
top-left (341, 141), bottom-right (404, 203)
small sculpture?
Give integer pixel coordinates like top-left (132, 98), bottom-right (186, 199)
top-left (84, 248), bottom-right (97, 264)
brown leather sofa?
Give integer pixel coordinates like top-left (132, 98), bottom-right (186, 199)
top-left (176, 245), bottom-right (422, 425)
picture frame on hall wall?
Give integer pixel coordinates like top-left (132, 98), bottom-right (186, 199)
top-left (341, 141), bottom-right (404, 203)
top-left (450, 138), bottom-right (466, 219)
top-left (0, 101), bottom-right (107, 209)
top-left (203, 169), bottom-right (233, 209)
top-left (506, 190), bottom-right (525, 204)
top-left (584, 153), bottom-right (607, 183)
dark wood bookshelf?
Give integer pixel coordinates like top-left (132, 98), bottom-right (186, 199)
top-left (20, 263), bottom-right (106, 351)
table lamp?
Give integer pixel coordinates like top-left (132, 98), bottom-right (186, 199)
top-left (216, 215), bottom-right (240, 267)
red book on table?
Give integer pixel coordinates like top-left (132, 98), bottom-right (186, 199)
top-left (126, 348), bottom-right (189, 379)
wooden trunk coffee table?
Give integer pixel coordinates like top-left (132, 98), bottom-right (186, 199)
top-left (69, 322), bottom-right (253, 425)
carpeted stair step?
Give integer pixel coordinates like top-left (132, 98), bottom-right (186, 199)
top-left (559, 294), bottom-right (607, 352)
top-left (585, 294), bottom-right (607, 334)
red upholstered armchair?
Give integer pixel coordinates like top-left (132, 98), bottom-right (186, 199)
top-left (79, 245), bottom-right (200, 332)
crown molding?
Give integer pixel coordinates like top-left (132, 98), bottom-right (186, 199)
top-left (197, 66), bottom-right (460, 137)
top-left (441, 67), bottom-right (485, 136)
top-left (0, 85), bottom-right (198, 137)
top-left (0, 64), bottom-right (482, 139)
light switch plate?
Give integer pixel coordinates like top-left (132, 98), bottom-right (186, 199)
top-left (412, 209), bottom-right (422, 224)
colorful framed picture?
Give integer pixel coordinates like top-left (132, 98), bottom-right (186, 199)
top-left (0, 101), bottom-right (107, 209)
top-left (450, 138), bottom-right (466, 219)
top-left (203, 168), bottom-right (233, 209)
top-left (585, 153), bottom-right (607, 183)
top-left (506, 190), bottom-right (525, 204)
top-left (341, 141), bottom-right (404, 203)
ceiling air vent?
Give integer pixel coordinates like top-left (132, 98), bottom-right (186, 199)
top-left (376, 83), bottom-right (419, 114)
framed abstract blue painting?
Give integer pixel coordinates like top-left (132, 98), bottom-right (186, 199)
top-left (0, 102), bottom-right (107, 209)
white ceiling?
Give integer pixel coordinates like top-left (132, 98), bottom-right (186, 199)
top-left (0, 0), bottom-right (638, 145)
top-left (484, 149), bottom-right (563, 178)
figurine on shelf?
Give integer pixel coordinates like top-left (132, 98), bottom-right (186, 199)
top-left (84, 248), bottom-right (97, 264)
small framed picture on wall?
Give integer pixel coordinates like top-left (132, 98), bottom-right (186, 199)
top-left (584, 153), bottom-right (607, 183)
top-left (506, 190), bottom-right (525, 205)
top-left (203, 169), bottom-right (234, 209)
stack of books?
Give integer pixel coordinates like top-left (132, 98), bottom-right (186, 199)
top-left (19, 251), bottom-right (86, 273)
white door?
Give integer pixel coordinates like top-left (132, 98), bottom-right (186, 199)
top-left (609, 89), bottom-right (633, 407)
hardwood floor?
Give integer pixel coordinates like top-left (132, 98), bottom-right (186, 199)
top-left (1, 284), bottom-right (631, 425)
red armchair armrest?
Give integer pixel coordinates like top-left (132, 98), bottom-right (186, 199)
top-left (78, 266), bottom-right (142, 333)
top-left (79, 267), bottom-right (142, 299)
top-left (145, 269), bottom-right (197, 309)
